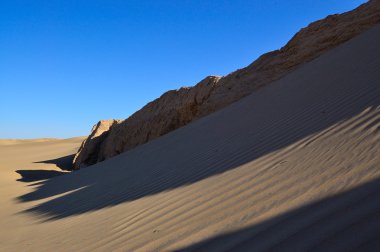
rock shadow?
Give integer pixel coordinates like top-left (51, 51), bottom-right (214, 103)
top-left (33, 154), bottom-right (75, 171)
top-left (16, 170), bottom-right (67, 182)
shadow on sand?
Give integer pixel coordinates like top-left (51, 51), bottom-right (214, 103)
top-left (16, 170), bottom-right (67, 182)
top-left (175, 178), bottom-right (380, 252)
top-left (15, 154), bottom-right (74, 183)
top-left (33, 154), bottom-right (75, 171)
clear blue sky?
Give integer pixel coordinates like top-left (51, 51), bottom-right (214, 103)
top-left (0, 0), bottom-right (367, 138)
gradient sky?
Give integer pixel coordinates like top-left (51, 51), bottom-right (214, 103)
top-left (0, 0), bottom-right (367, 138)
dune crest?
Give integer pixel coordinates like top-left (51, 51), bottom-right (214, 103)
top-left (73, 0), bottom-right (380, 169)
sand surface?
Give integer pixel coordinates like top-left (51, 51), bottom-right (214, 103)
top-left (1, 25), bottom-right (380, 252)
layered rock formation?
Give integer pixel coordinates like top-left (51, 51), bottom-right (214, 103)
top-left (73, 0), bottom-right (380, 169)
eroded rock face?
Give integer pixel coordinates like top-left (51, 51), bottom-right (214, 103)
top-left (74, 0), bottom-right (380, 169)
top-left (96, 76), bottom-right (222, 163)
top-left (72, 76), bottom-right (221, 168)
top-left (73, 119), bottom-right (122, 169)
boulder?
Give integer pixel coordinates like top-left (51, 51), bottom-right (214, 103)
top-left (72, 119), bottom-right (122, 169)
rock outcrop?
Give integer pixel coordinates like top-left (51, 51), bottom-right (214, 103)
top-left (73, 119), bottom-right (122, 168)
top-left (73, 0), bottom-right (380, 169)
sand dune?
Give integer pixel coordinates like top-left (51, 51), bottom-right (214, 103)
top-left (73, 0), bottom-right (380, 169)
top-left (1, 24), bottom-right (380, 252)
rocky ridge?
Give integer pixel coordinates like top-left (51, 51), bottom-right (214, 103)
top-left (73, 0), bottom-right (380, 169)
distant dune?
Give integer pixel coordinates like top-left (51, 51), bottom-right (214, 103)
top-left (1, 18), bottom-right (379, 252)
top-left (74, 0), bottom-right (380, 169)
top-left (0, 138), bottom-right (63, 146)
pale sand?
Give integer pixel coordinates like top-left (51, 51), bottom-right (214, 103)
top-left (1, 25), bottom-right (380, 252)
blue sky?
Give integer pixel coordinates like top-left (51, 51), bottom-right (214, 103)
top-left (0, 0), bottom-right (367, 138)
